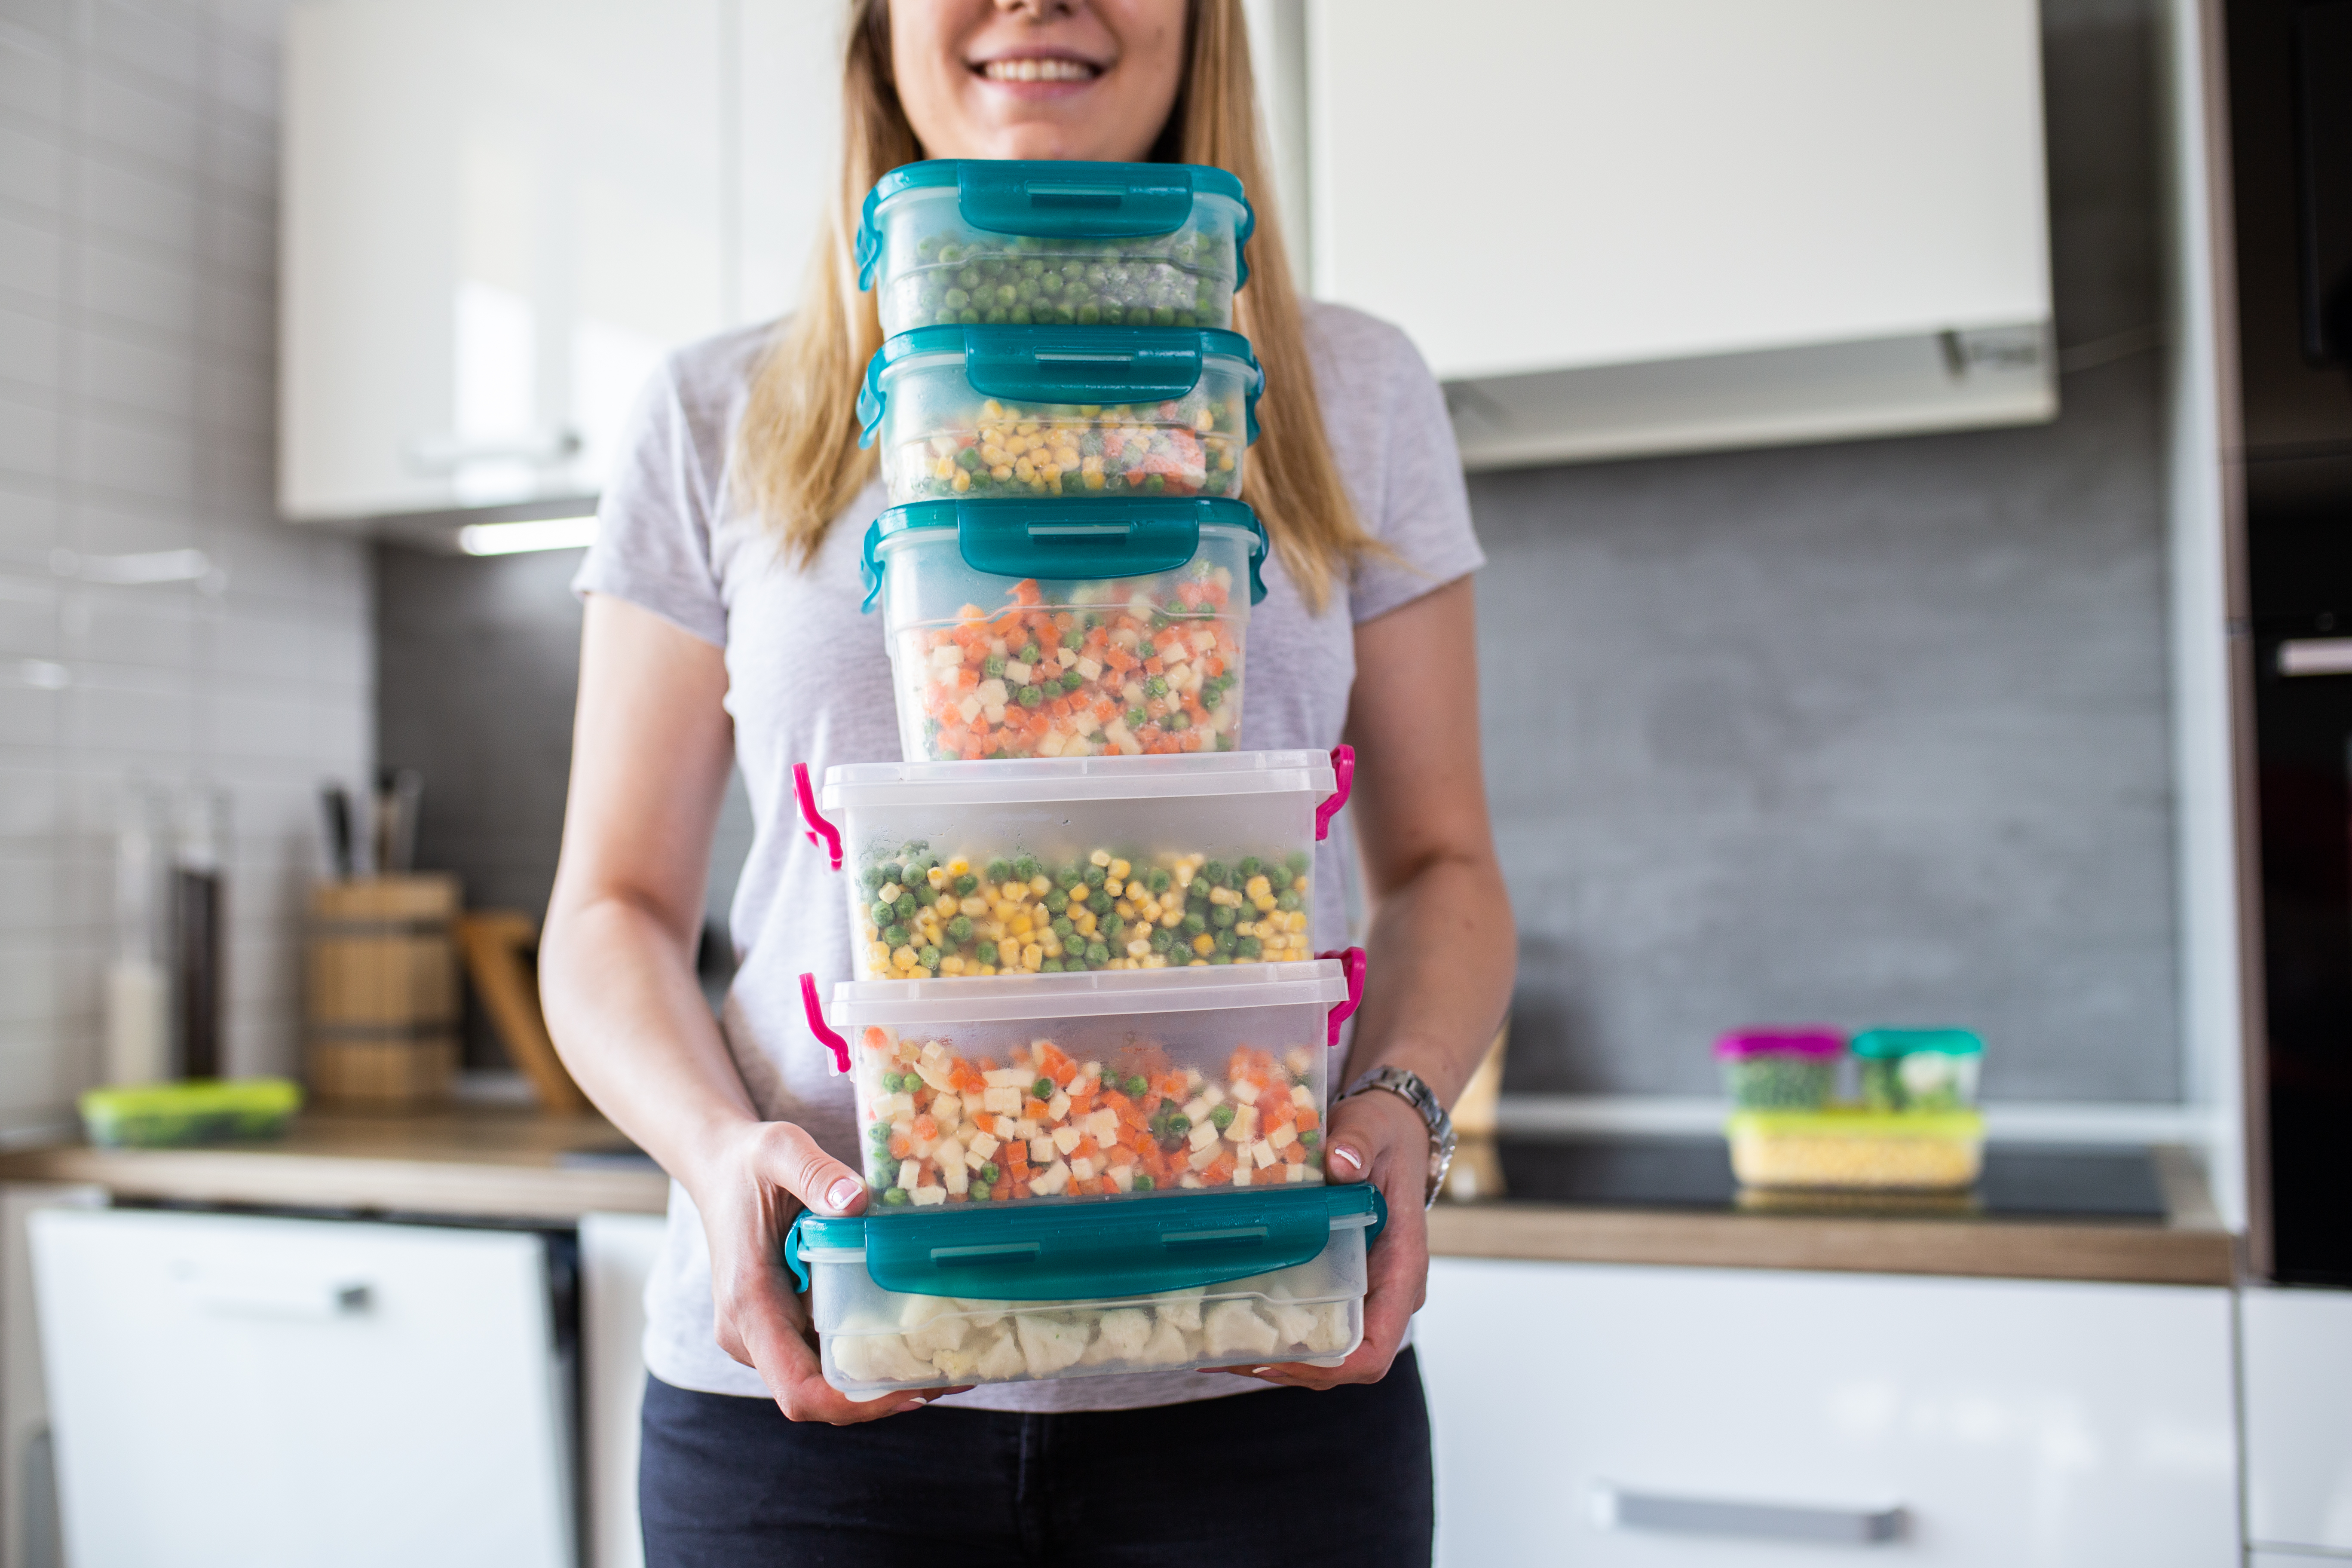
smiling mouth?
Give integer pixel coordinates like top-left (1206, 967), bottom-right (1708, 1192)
top-left (976, 57), bottom-right (1103, 83)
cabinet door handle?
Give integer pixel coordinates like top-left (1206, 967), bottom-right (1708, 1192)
top-left (192, 1279), bottom-right (374, 1320)
top-left (1592, 1481), bottom-right (1905, 1544)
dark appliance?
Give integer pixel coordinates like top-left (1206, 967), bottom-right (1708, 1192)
top-left (2232, 0), bottom-right (2352, 1283)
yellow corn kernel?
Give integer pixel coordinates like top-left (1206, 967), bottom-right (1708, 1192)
top-left (878, 882), bottom-right (903, 903)
top-left (1009, 912), bottom-right (1034, 937)
top-left (1192, 932), bottom-right (1216, 956)
top-left (1083, 470), bottom-right (1106, 491)
top-left (1292, 876), bottom-right (1309, 893)
top-left (1194, 407), bottom-right (1215, 432)
top-left (1109, 859), bottom-right (1130, 880)
top-left (960, 896), bottom-right (989, 917)
top-left (983, 399), bottom-right (1005, 420)
top-left (948, 858), bottom-right (969, 876)
top-left (1287, 911), bottom-right (1308, 933)
top-left (1113, 899), bottom-right (1133, 919)
top-left (1244, 875), bottom-right (1271, 900)
top-left (867, 941), bottom-right (891, 968)
top-left (1253, 894), bottom-right (1277, 914)
top-left (1073, 910), bottom-right (1098, 935)
top-left (892, 945), bottom-right (919, 969)
top-left (1000, 881), bottom-right (1027, 902)
top-left (951, 471), bottom-right (971, 492)
top-left (1125, 939), bottom-right (1151, 959)
top-left (1105, 879), bottom-right (1124, 899)
top-left (940, 956), bottom-right (965, 975)
top-left (1090, 849), bottom-right (1111, 867)
top-left (1029, 874), bottom-right (1051, 895)
top-left (1161, 908), bottom-right (1184, 929)
top-left (1021, 943), bottom-right (1043, 971)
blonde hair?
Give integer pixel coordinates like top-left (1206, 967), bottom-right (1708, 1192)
top-left (732, 0), bottom-right (1370, 611)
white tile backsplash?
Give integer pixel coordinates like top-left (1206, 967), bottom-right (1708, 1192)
top-left (0, 0), bottom-right (367, 1128)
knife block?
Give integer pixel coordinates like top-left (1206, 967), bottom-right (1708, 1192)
top-left (303, 875), bottom-right (461, 1105)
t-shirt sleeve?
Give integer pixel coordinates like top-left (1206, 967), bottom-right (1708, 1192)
top-left (570, 355), bottom-right (730, 647)
top-left (1345, 322), bottom-right (1485, 625)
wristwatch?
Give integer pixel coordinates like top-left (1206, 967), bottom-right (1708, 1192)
top-left (1339, 1066), bottom-right (1457, 1208)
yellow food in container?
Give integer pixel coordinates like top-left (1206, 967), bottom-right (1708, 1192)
top-left (1726, 1108), bottom-right (1984, 1191)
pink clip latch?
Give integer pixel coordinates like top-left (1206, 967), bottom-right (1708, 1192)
top-left (1315, 745), bottom-right (1355, 841)
top-left (793, 763), bottom-right (842, 871)
top-left (1317, 946), bottom-right (1366, 1047)
top-left (800, 973), bottom-right (849, 1073)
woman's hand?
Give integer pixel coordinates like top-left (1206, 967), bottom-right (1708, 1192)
top-left (689, 1118), bottom-right (971, 1423)
top-left (1210, 1087), bottom-right (1429, 1389)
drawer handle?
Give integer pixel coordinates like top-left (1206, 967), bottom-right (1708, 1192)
top-left (194, 1280), bottom-right (374, 1321)
top-left (1592, 1481), bottom-right (1905, 1544)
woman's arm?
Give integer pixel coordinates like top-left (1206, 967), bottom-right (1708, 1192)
top-left (541, 594), bottom-right (941, 1421)
top-left (1230, 575), bottom-right (1516, 1387)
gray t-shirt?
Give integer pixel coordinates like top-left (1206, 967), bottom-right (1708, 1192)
top-left (575, 300), bottom-right (1482, 1411)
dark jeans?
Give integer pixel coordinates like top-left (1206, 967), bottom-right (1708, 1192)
top-left (638, 1349), bottom-right (1435, 1568)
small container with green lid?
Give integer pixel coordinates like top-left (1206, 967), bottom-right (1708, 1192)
top-left (1852, 1028), bottom-right (1984, 1112)
top-left (860, 325), bottom-right (1261, 506)
top-left (857, 159), bottom-right (1254, 337)
top-left (78, 1078), bottom-right (301, 1148)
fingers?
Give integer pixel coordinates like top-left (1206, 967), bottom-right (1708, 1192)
top-left (750, 1121), bottom-right (868, 1216)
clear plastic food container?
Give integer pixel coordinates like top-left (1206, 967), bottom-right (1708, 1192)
top-left (857, 159), bottom-right (1254, 337)
top-left (861, 497), bottom-right (1266, 763)
top-left (1851, 1028), bottom-right (1984, 1112)
top-left (1726, 1109), bottom-right (1985, 1191)
top-left (1713, 1027), bottom-right (1843, 1109)
top-left (802, 954), bottom-right (1363, 1204)
top-left (859, 326), bottom-right (1260, 504)
top-left (78, 1078), bottom-right (302, 1148)
top-left (785, 1184), bottom-right (1380, 1398)
top-left (795, 748), bottom-right (1352, 981)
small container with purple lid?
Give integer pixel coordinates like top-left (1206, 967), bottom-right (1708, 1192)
top-left (1714, 1028), bottom-right (1844, 1110)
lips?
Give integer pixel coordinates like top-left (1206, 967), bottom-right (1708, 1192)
top-left (975, 57), bottom-right (1102, 83)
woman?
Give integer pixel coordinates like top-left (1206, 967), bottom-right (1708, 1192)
top-left (540, 0), bottom-right (1515, 1562)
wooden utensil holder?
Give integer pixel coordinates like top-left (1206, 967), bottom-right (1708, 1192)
top-left (304, 875), bottom-right (461, 1106)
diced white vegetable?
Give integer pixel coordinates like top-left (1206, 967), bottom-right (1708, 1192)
top-left (967, 1131), bottom-right (999, 1161)
top-left (1285, 1164), bottom-right (1308, 1183)
top-left (1230, 1078), bottom-right (1260, 1107)
top-left (1036, 731), bottom-right (1068, 757)
top-left (1030, 1136), bottom-right (1057, 1164)
top-left (1187, 1122), bottom-right (1218, 1152)
top-left (977, 678), bottom-right (1008, 707)
top-left (982, 1085), bottom-right (1022, 1116)
top-left (1188, 1144), bottom-right (1218, 1172)
top-left (1014, 1118), bottom-right (1042, 1140)
top-left (939, 1141), bottom-right (969, 1193)
top-left (932, 1091), bottom-right (962, 1125)
top-left (1056, 647), bottom-right (1078, 670)
top-left (901, 1295), bottom-right (971, 1355)
top-left (910, 1186), bottom-right (948, 1207)
top-left (1109, 1164), bottom-right (1136, 1193)
top-left (874, 1092), bottom-right (914, 1119)
top-left (1070, 709), bottom-right (1101, 738)
top-left (1087, 1308), bottom-right (1153, 1363)
top-left (1075, 655), bottom-right (1102, 680)
top-left (1268, 1123), bottom-right (1296, 1151)
top-left (1152, 1289), bottom-right (1205, 1331)
top-left (958, 694), bottom-right (984, 724)
top-left (1069, 1156), bottom-right (1097, 1180)
top-left (1047, 1092), bottom-right (1071, 1122)
top-left (1201, 1084), bottom-right (1226, 1109)
top-left (831, 1333), bottom-right (934, 1385)
top-left (975, 1329), bottom-right (1027, 1380)
top-left (983, 1068), bottom-right (1032, 1088)
top-left (896, 1159), bottom-right (918, 1191)
top-left (1005, 660), bottom-right (1032, 684)
top-left (1231, 1163), bottom-right (1253, 1187)
top-left (1251, 1139), bottom-right (1277, 1169)
top-left (1181, 1095), bottom-right (1211, 1122)
top-left (1084, 1109), bottom-right (1120, 1143)
top-left (1014, 1312), bottom-right (1092, 1375)
top-left (1202, 1299), bottom-right (1279, 1358)
top-left (931, 643), bottom-right (965, 669)
top-left (1050, 1124), bottom-right (1081, 1156)
top-left (1139, 1317), bottom-right (1194, 1366)
top-left (1179, 1173), bottom-right (1204, 1188)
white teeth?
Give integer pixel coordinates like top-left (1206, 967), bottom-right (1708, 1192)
top-left (981, 58), bottom-right (1096, 83)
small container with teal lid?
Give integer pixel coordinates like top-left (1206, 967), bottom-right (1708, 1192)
top-left (1852, 1027), bottom-right (1984, 1112)
top-left (860, 325), bottom-right (1261, 505)
top-left (858, 495), bottom-right (1266, 762)
top-left (786, 1183), bottom-right (1381, 1397)
top-left (858, 159), bottom-right (1254, 337)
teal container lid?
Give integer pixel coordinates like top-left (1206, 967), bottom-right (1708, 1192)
top-left (860, 496), bottom-right (1269, 612)
top-left (787, 1182), bottom-right (1383, 1302)
top-left (1851, 1028), bottom-right (1984, 1058)
top-left (858, 325), bottom-right (1262, 449)
top-left (857, 159), bottom-right (1254, 291)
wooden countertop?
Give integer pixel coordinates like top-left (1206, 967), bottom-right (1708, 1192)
top-left (0, 1110), bottom-right (2239, 1286)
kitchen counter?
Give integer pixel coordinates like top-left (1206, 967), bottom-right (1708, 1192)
top-left (0, 1111), bottom-right (2237, 1285)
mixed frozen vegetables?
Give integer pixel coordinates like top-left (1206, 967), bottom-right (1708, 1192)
top-left (897, 574), bottom-right (1244, 763)
top-left (852, 841), bottom-right (1311, 980)
top-left (854, 1027), bottom-right (1326, 1203)
top-left (883, 395), bottom-right (1245, 502)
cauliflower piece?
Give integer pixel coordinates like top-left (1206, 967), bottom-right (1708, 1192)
top-left (974, 1328), bottom-right (1026, 1381)
top-left (1014, 1312), bottom-right (1093, 1376)
top-left (1266, 1296), bottom-right (1321, 1349)
top-left (1202, 1299), bottom-right (1279, 1359)
top-left (954, 1299), bottom-right (1011, 1328)
top-left (1306, 1302), bottom-right (1354, 1355)
top-left (1152, 1289), bottom-right (1204, 1331)
top-left (830, 1333), bottom-right (934, 1385)
top-left (1080, 1308), bottom-right (1154, 1365)
top-left (900, 1295), bottom-right (970, 1356)
top-left (1137, 1315), bottom-right (1195, 1366)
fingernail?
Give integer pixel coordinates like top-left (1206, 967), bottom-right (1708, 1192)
top-left (1329, 1145), bottom-right (1364, 1173)
top-left (1251, 1366), bottom-right (1274, 1375)
top-left (827, 1177), bottom-right (862, 1211)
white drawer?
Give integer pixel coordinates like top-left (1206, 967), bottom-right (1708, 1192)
top-left (30, 1209), bottom-right (573, 1568)
top-left (1419, 1259), bottom-right (2237, 1566)
top-left (2244, 1286), bottom-right (2352, 1553)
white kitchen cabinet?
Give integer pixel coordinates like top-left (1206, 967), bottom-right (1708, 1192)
top-left (1417, 1259), bottom-right (2237, 1566)
top-left (281, 0), bottom-right (841, 525)
top-left (29, 1210), bottom-right (573, 1568)
top-left (582, 1211), bottom-right (669, 1568)
top-left (2244, 1286), bottom-right (2352, 1554)
top-left (1300, 0), bottom-right (2055, 468)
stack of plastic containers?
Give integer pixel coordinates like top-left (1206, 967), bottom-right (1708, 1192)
top-left (1717, 1026), bottom-right (1988, 1191)
top-left (785, 162), bottom-right (1383, 1400)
